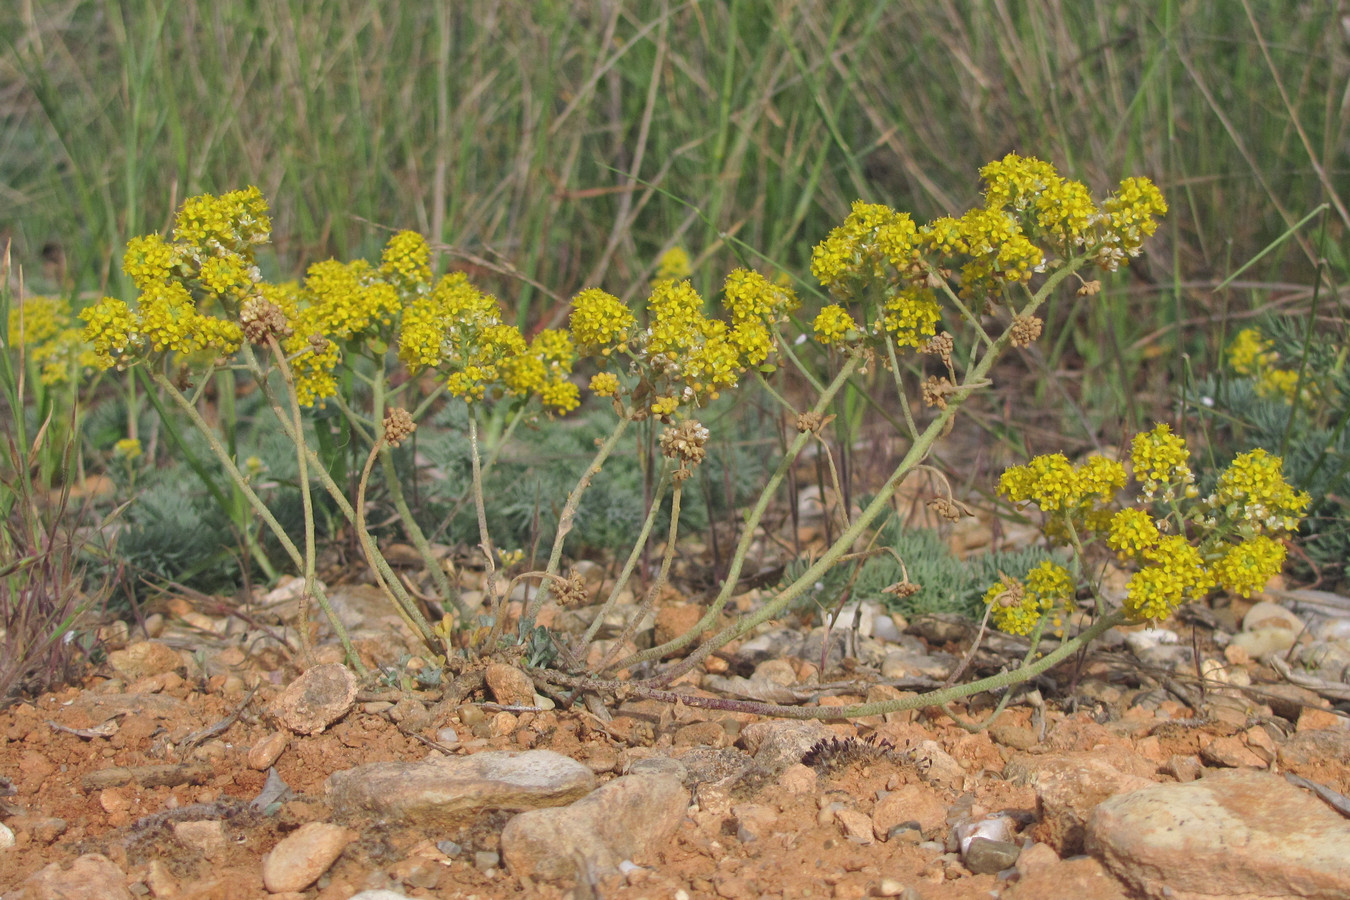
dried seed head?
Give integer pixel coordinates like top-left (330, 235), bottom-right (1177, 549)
top-left (882, 579), bottom-right (921, 599)
top-left (308, 333), bottom-right (330, 355)
top-left (922, 375), bottom-right (956, 410)
top-left (383, 407), bottom-right (416, 447)
top-left (557, 571), bottom-right (589, 607)
top-left (659, 419), bottom-right (710, 466)
top-left (239, 297), bottom-right (292, 344)
top-left (923, 332), bottom-right (954, 369)
top-left (926, 496), bottom-right (963, 522)
top-left (1077, 280), bottom-right (1102, 297)
top-left (1009, 314), bottom-right (1043, 348)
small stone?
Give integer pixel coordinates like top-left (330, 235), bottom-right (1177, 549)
top-left (1297, 706), bottom-right (1347, 732)
top-left (0, 822), bottom-right (13, 850)
top-left (1088, 769), bottom-right (1350, 899)
top-left (779, 763), bottom-right (817, 794)
top-left (266, 663), bottom-right (357, 735)
top-left (963, 837), bottom-right (1020, 875)
top-left (737, 720), bottom-right (834, 774)
top-left (500, 773), bottom-right (688, 883)
top-left (732, 803), bottom-right (778, 843)
top-left (18, 853), bottom-right (133, 900)
top-left (327, 750), bottom-right (596, 827)
top-left (1243, 600), bottom-right (1304, 632)
top-left (1014, 841), bottom-right (1059, 875)
top-left (674, 719), bottom-right (729, 748)
top-left (873, 785), bottom-right (946, 838)
top-left (247, 732), bottom-right (289, 770)
top-left (484, 663), bottom-right (535, 706)
top-left (909, 740), bottom-right (965, 790)
top-left (871, 878), bottom-right (906, 897)
top-left (347, 892), bottom-right (413, 900)
top-left (751, 657), bottom-right (798, 686)
top-left (906, 614), bottom-right (968, 644)
top-left (653, 604), bottom-right (705, 649)
top-left (988, 723), bottom-right (1038, 750)
top-left (107, 641), bottom-right (182, 681)
top-left (144, 859), bottom-right (178, 898)
top-left (1006, 753), bottom-right (1153, 855)
top-left (473, 850), bottom-right (500, 872)
top-left (172, 820), bottom-right (228, 860)
top-left (1160, 754), bottom-right (1203, 782)
top-left (261, 822), bottom-right (356, 893)
top-left (835, 807), bottom-right (875, 844)
top-left (1229, 627), bottom-right (1298, 658)
top-left (1199, 734), bottom-right (1267, 768)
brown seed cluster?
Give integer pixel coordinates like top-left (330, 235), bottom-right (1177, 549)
top-left (922, 375), bottom-right (957, 409)
top-left (659, 420), bottom-right (710, 482)
top-left (923, 332), bottom-right (954, 369)
top-left (239, 297), bottom-right (292, 344)
top-left (383, 407), bottom-right (416, 447)
top-left (1009, 314), bottom-right (1044, 348)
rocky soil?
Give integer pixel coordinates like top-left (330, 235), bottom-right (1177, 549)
top-left (2, 575), bottom-right (1349, 900)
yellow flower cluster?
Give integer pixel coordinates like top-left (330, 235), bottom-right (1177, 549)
top-left (1226, 328), bottom-right (1316, 404)
top-left (813, 304), bottom-right (855, 345)
top-left (1125, 535), bottom-right (1214, 622)
top-left (999, 423), bottom-right (1308, 627)
top-left (1210, 448), bottom-right (1310, 534)
top-left (7, 296), bottom-right (96, 385)
top-left (379, 230), bottom-right (433, 289)
top-left (1129, 424), bottom-right (1194, 500)
top-left (398, 271), bottom-right (577, 413)
top-left (654, 247), bottom-right (692, 283)
top-left (572, 268), bottom-right (795, 416)
top-left (82, 188), bottom-right (273, 371)
top-left (982, 560), bottom-right (1074, 636)
top-left (570, 289), bottom-right (636, 354)
top-left (999, 452), bottom-right (1126, 514)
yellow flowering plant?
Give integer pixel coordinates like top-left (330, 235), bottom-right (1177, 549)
top-left (77, 155), bottom-right (1259, 726)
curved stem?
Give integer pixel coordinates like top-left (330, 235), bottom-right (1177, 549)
top-left (149, 365), bottom-right (363, 672)
top-left (571, 464), bottom-right (672, 661)
top-left (523, 415), bottom-right (632, 628)
top-left (547, 609), bottom-right (1126, 720)
top-left (618, 357), bottom-right (861, 668)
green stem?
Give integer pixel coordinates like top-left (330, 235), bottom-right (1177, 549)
top-left (572, 464), bottom-right (672, 660)
top-left (148, 366), bottom-right (363, 672)
top-left (619, 356), bottom-right (861, 667)
top-left (523, 415), bottom-right (632, 628)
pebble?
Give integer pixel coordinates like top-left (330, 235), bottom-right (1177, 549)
top-left (737, 719), bottom-right (834, 773)
top-left (873, 785), bottom-right (946, 838)
top-left (0, 822), bottom-right (12, 850)
top-left (1005, 753), bottom-right (1153, 854)
top-left (500, 773), bottom-right (688, 882)
top-left (1242, 600), bottom-right (1305, 633)
top-left (247, 731), bottom-right (289, 770)
top-left (15, 853), bottom-right (133, 900)
top-left (261, 821), bottom-right (356, 893)
top-left (172, 819), bottom-right (228, 860)
top-left (266, 663), bottom-right (357, 735)
top-left (347, 892), bottom-right (412, 900)
top-left (1088, 769), bottom-right (1350, 898)
top-left (106, 641), bottom-right (182, 681)
top-left (834, 806), bottom-right (876, 844)
top-left (1228, 627), bottom-right (1299, 658)
top-left (963, 837), bottom-right (1020, 875)
top-left (484, 663), bottom-right (535, 706)
top-left (326, 749), bottom-right (596, 827)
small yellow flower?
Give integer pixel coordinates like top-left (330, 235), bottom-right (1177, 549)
top-left (1211, 536), bottom-right (1286, 597)
top-left (570, 288), bottom-right (636, 353)
top-left (588, 372), bottom-right (620, 397)
top-left (1107, 508), bottom-right (1160, 560)
top-left (113, 438), bottom-right (142, 460)
top-left (812, 304), bottom-right (856, 345)
top-left (654, 246), bottom-right (692, 282)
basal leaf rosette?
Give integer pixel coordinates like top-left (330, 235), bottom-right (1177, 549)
top-left (570, 268), bottom-right (796, 421)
